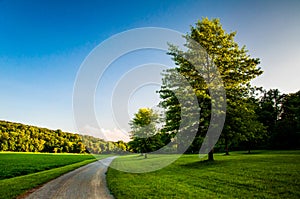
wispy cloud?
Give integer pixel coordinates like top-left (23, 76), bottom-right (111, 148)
top-left (79, 125), bottom-right (130, 142)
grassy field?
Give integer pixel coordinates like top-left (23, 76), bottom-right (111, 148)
top-left (0, 152), bottom-right (109, 199)
top-left (0, 152), bottom-right (95, 180)
top-left (107, 150), bottom-right (300, 199)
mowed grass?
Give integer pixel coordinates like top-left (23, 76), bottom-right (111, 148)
top-left (0, 152), bottom-right (95, 180)
top-left (0, 152), bottom-right (110, 199)
top-left (107, 150), bottom-right (300, 199)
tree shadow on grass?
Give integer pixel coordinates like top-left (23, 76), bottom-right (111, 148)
top-left (241, 151), bottom-right (264, 155)
top-left (179, 159), bottom-right (230, 170)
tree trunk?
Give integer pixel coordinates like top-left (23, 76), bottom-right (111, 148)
top-left (208, 149), bottom-right (214, 161)
top-left (225, 136), bottom-right (229, 155)
top-left (144, 153), bottom-right (148, 158)
top-left (248, 142), bottom-right (251, 154)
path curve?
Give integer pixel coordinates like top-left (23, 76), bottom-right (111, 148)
top-left (25, 156), bottom-right (117, 199)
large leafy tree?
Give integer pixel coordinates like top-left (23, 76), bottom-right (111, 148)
top-left (129, 108), bottom-right (162, 158)
top-left (160, 18), bottom-right (264, 160)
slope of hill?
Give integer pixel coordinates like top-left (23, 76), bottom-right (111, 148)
top-left (0, 120), bottom-right (125, 153)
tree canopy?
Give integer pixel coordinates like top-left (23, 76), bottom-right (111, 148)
top-left (129, 108), bottom-right (163, 158)
top-left (159, 18), bottom-right (265, 160)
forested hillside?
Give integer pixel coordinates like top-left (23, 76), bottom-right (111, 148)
top-left (0, 120), bottom-right (125, 153)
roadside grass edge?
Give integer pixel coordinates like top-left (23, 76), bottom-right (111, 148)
top-left (0, 158), bottom-right (97, 199)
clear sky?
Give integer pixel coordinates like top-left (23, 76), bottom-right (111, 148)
top-left (1, 0), bottom-right (299, 140)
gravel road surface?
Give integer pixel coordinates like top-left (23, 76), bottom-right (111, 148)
top-left (25, 156), bottom-right (116, 199)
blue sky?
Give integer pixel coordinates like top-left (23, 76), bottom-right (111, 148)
top-left (0, 0), bottom-right (299, 140)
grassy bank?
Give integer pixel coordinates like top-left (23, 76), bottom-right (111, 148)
top-left (0, 152), bottom-right (109, 199)
top-left (107, 150), bottom-right (300, 198)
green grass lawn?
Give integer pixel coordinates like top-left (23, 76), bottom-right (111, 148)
top-left (107, 150), bottom-right (300, 199)
top-left (0, 152), bottom-right (110, 199)
top-left (0, 152), bottom-right (95, 180)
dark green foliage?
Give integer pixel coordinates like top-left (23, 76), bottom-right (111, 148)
top-left (255, 89), bottom-right (300, 150)
top-left (257, 89), bottom-right (284, 134)
top-left (127, 133), bottom-right (166, 153)
top-left (273, 91), bottom-right (300, 149)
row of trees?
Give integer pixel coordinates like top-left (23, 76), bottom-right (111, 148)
top-left (128, 18), bottom-right (299, 160)
top-left (256, 89), bottom-right (300, 150)
top-left (0, 120), bottom-right (124, 153)
top-left (129, 90), bottom-right (299, 158)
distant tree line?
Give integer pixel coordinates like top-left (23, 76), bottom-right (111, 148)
top-left (0, 120), bottom-right (126, 154)
top-left (254, 89), bottom-right (300, 150)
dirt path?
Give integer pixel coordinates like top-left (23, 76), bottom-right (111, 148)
top-left (25, 156), bottom-right (116, 199)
